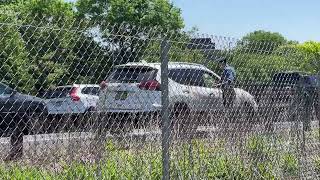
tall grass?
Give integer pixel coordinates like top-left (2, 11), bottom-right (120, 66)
top-left (0, 135), bottom-right (301, 179)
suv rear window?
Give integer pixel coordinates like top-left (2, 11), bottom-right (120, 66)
top-left (107, 66), bottom-right (158, 83)
top-left (43, 87), bottom-right (72, 99)
top-left (82, 87), bottom-right (99, 95)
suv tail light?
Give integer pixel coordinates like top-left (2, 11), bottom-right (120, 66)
top-left (70, 87), bottom-right (80, 101)
top-left (138, 80), bottom-right (161, 91)
top-left (100, 81), bottom-right (107, 90)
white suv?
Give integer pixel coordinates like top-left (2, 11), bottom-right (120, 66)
top-left (97, 62), bottom-right (258, 127)
top-left (44, 84), bottom-right (100, 115)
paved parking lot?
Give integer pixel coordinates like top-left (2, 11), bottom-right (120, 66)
top-left (0, 120), bottom-right (318, 160)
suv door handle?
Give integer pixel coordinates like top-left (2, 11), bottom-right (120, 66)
top-left (182, 89), bottom-right (190, 94)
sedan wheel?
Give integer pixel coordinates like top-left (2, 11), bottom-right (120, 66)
top-left (27, 111), bottom-right (48, 135)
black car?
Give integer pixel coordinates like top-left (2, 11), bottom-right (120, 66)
top-left (239, 71), bottom-right (318, 122)
top-left (0, 82), bottom-right (48, 137)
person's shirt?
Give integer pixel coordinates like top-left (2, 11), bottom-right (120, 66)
top-left (221, 64), bottom-right (236, 85)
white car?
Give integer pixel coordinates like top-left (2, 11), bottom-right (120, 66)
top-left (97, 62), bottom-right (258, 127)
top-left (44, 84), bottom-right (100, 115)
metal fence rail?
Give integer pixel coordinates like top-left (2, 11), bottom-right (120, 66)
top-left (0, 13), bottom-right (320, 179)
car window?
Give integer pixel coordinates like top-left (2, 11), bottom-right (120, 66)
top-left (302, 75), bottom-right (320, 87)
top-left (272, 73), bottom-right (300, 85)
top-left (203, 72), bottom-right (220, 88)
top-left (43, 87), bottom-right (72, 99)
top-left (0, 83), bottom-right (12, 96)
top-left (168, 69), bottom-right (185, 84)
top-left (168, 69), bottom-right (204, 87)
top-left (82, 87), bottom-right (99, 95)
top-left (107, 66), bottom-right (158, 83)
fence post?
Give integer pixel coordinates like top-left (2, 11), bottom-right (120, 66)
top-left (161, 39), bottom-right (170, 180)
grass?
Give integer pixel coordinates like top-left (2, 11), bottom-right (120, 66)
top-left (281, 153), bottom-right (299, 176)
top-left (0, 135), bottom-right (306, 179)
top-left (314, 156), bottom-right (320, 175)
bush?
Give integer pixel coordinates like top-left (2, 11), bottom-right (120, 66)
top-left (314, 157), bottom-right (320, 174)
top-left (281, 153), bottom-right (299, 176)
top-left (246, 135), bottom-right (274, 159)
top-left (253, 161), bottom-right (277, 180)
top-left (0, 138), bottom-right (303, 179)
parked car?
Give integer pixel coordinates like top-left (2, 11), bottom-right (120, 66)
top-left (41, 84), bottom-right (100, 132)
top-left (240, 72), bottom-right (306, 105)
top-left (43, 84), bottom-right (100, 115)
top-left (0, 82), bottom-right (48, 136)
top-left (239, 71), bottom-right (320, 132)
top-left (97, 62), bottom-right (258, 133)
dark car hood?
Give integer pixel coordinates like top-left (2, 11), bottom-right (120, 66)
top-left (13, 93), bottom-right (45, 103)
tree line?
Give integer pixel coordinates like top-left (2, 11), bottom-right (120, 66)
top-left (0, 0), bottom-right (319, 95)
top-left (0, 0), bottom-right (183, 94)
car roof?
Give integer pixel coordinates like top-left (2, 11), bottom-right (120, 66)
top-left (55, 84), bottom-right (99, 89)
top-left (116, 62), bottom-right (209, 71)
top-left (273, 71), bottom-right (309, 75)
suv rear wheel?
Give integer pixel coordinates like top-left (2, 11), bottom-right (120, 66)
top-left (76, 107), bottom-right (96, 132)
top-left (171, 103), bottom-right (197, 139)
top-left (107, 113), bottom-right (134, 136)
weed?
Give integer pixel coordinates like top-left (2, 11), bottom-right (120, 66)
top-left (314, 156), bottom-right (320, 174)
top-left (281, 153), bottom-right (298, 176)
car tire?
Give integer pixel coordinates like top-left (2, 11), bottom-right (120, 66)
top-left (140, 112), bottom-right (160, 130)
top-left (27, 110), bottom-right (48, 135)
top-left (171, 103), bottom-right (196, 139)
top-left (80, 107), bottom-right (96, 132)
top-left (108, 113), bottom-right (134, 137)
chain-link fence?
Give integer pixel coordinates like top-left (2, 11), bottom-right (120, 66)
top-left (1, 13), bottom-right (320, 179)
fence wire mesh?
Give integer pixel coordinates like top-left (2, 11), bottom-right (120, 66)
top-left (0, 13), bottom-right (320, 179)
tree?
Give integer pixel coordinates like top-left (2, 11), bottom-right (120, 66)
top-left (230, 52), bottom-right (305, 82)
top-left (75, 0), bottom-right (184, 64)
top-left (76, 0), bottom-right (183, 30)
top-left (295, 41), bottom-right (320, 55)
top-left (0, 0), bottom-right (185, 93)
top-left (0, 11), bottom-right (36, 93)
top-left (6, 0), bottom-right (80, 94)
top-left (240, 30), bottom-right (287, 53)
top-left (230, 39), bottom-right (314, 82)
top-left (294, 41), bottom-right (320, 74)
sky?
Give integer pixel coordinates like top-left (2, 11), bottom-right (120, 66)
top-left (66, 0), bottom-right (319, 42)
top-left (172, 0), bottom-right (319, 42)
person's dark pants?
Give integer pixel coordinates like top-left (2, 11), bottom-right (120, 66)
top-left (222, 85), bottom-right (236, 108)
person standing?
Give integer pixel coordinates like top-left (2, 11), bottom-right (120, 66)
top-left (217, 57), bottom-right (236, 108)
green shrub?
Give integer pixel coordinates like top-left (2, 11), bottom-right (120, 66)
top-left (252, 161), bottom-right (277, 180)
top-left (0, 137), bottom-right (301, 179)
top-left (281, 153), bottom-right (299, 176)
top-left (0, 165), bottom-right (54, 180)
top-left (246, 135), bottom-right (273, 159)
top-left (314, 157), bottom-right (320, 174)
